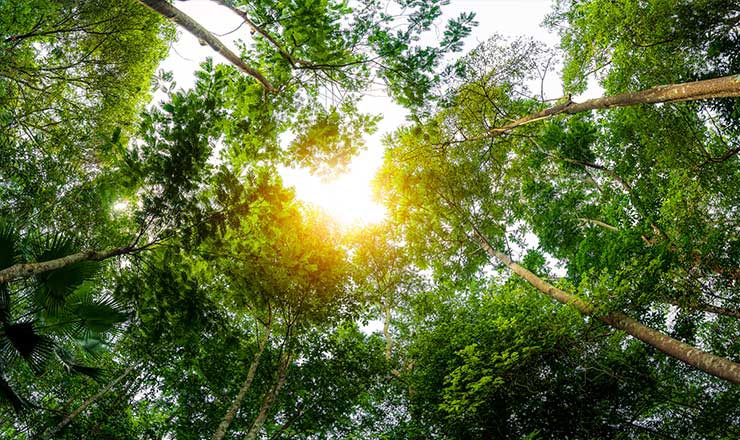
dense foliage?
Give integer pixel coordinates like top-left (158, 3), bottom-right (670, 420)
top-left (1, 0), bottom-right (738, 439)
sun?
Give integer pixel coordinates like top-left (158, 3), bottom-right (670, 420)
top-left (280, 152), bottom-right (386, 228)
top-left (280, 168), bottom-right (386, 227)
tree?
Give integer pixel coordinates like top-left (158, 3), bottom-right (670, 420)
top-left (0, 0), bottom-right (172, 234)
top-left (199, 177), bottom-right (356, 439)
top-left (375, 35), bottom-right (740, 386)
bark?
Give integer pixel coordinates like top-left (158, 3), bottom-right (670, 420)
top-left (137, 0), bottom-right (275, 92)
top-left (0, 246), bottom-right (134, 285)
top-left (40, 365), bottom-right (136, 439)
top-left (211, 321), bottom-right (272, 440)
top-left (244, 350), bottom-right (292, 440)
top-left (459, 74), bottom-right (740, 143)
top-left (471, 227), bottom-right (740, 385)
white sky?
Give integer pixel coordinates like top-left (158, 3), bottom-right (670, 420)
top-left (157, 0), bottom-right (568, 226)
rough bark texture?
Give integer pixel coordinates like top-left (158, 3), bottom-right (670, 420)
top-left (137, 0), bottom-right (275, 92)
top-left (211, 322), bottom-right (272, 440)
top-left (471, 228), bottom-right (740, 385)
top-left (244, 351), bottom-right (291, 440)
top-left (41, 365), bottom-right (136, 439)
top-left (0, 246), bottom-right (133, 285)
top-left (458, 74), bottom-right (740, 143)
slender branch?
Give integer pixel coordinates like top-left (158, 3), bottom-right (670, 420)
top-left (383, 303), bottom-right (393, 361)
top-left (40, 365), bottom-right (136, 439)
top-left (244, 347), bottom-right (292, 440)
top-left (578, 217), bottom-right (619, 232)
top-left (211, 316), bottom-right (273, 440)
top-left (137, 0), bottom-right (276, 92)
top-left (210, 0), bottom-right (305, 68)
top-left (667, 299), bottom-right (740, 319)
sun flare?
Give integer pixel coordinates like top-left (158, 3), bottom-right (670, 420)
top-left (280, 163), bottom-right (386, 228)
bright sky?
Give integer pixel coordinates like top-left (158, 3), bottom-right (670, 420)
top-left (157, 0), bottom-right (565, 227)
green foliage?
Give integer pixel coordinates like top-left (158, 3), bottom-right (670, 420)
top-left (547, 0), bottom-right (740, 127)
top-left (374, 16), bottom-right (740, 438)
top-left (0, 0), bottom-right (172, 236)
top-left (3, 0), bottom-right (739, 438)
top-left (0, 227), bottom-right (127, 414)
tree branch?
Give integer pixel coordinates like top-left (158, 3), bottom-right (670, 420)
top-left (137, 0), bottom-right (276, 92)
top-left (470, 225), bottom-right (740, 385)
top-left (455, 74), bottom-right (740, 143)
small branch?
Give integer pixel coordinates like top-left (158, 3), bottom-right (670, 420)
top-left (578, 217), bottom-right (619, 232)
top-left (137, 0), bottom-right (275, 92)
top-left (668, 299), bottom-right (740, 319)
top-left (210, 0), bottom-right (305, 68)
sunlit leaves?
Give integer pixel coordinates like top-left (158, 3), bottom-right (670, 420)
top-left (289, 104), bottom-right (379, 176)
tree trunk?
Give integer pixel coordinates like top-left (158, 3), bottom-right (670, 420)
top-left (41, 365), bottom-right (136, 439)
top-left (211, 321), bottom-right (272, 440)
top-left (244, 350), bottom-right (291, 440)
top-left (459, 74), bottom-right (740, 143)
top-left (383, 303), bottom-right (393, 361)
top-left (0, 246), bottom-right (135, 285)
top-left (471, 227), bottom-right (740, 385)
top-left (137, 0), bottom-right (275, 92)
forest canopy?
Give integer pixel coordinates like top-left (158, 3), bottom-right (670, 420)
top-left (0, 0), bottom-right (739, 439)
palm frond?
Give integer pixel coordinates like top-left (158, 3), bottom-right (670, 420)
top-left (77, 336), bottom-right (107, 358)
top-left (28, 234), bottom-right (100, 314)
top-left (0, 373), bottom-right (28, 413)
top-left (0, 286), bottom-right (10, 325)
top-left (69, 294), bottom-right (129, 337)
top-left (0, 219), bottom-right (20, 271)
top-left (0, 321), bottom-right (55, 373)
top-left (56, 348), bottom-right (106, 383)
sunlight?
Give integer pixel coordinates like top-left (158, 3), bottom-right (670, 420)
top-left (280, 96), bottom-right (395, 228)
top-left (281, 165), bottom-right (386, 228)
top-left (112, 199), bottom-right (130, 212)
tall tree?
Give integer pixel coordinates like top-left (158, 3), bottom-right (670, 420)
top-left (375, 35), bottom-right (740, 385)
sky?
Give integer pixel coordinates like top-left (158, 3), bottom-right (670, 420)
top-left (156, 0), bottom-right (566, 227)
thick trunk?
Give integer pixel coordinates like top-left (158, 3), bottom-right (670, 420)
top-left (137, 0), bottom-right (275, 92)
top-left (41, 365), bottom-right (136, 439)
top-left (244, 351), bottom-right (291, 440)
top-left (460, 74), bottom-right (740, 142)
top-left (0, 246), bottom-right (134, 285)
top-left (471, 228), bottom-right (740, 385)
top-left (211, 322), bottom-right (272, 440)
